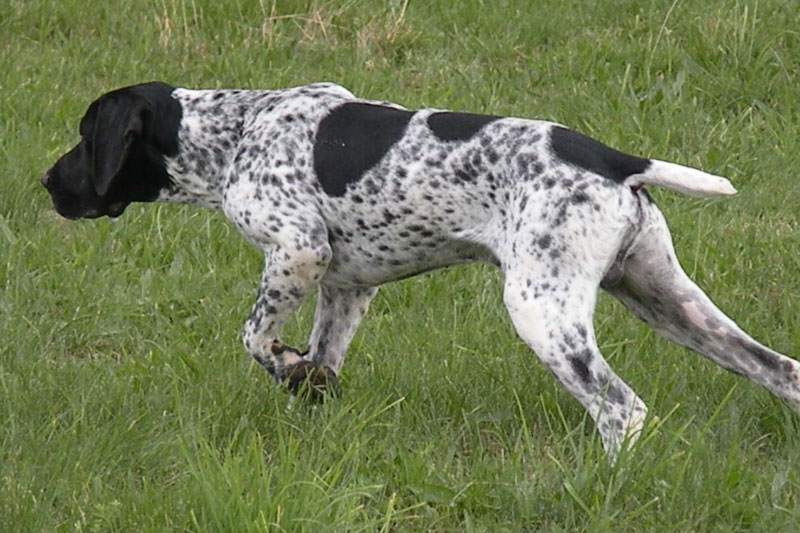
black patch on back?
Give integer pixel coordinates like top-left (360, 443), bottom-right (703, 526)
top-left (313, 102), bottom-right (414, 197)
top-left (550, 126), bottom-right (651, 183)
top-left (427, 111), bottom-right (500, 142)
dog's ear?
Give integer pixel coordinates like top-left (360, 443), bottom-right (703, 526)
top-left (90, 96), bottom-right (147, 197)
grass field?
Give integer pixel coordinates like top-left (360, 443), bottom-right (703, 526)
top-left (3, 0), bottom-right (800, 530)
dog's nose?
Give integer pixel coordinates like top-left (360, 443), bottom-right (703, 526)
top-left (40, 172), bottom-right (51, 189)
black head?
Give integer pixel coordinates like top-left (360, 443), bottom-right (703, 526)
top-left (41, 82), bottom-right (182, 219)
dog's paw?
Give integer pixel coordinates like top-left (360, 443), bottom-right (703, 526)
top-left (284, 360), bottom-right (340, 403)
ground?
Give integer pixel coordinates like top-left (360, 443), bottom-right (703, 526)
top-left (2, 0), bottom-right (800, 530)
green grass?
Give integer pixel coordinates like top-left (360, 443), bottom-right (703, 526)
top-left (3, 0), bottom-right (800, 530)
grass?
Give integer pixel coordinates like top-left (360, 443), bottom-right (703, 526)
top-left (2, 0), bottom-right (800, 530)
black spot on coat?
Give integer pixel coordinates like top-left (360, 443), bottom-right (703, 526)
top-left (427, 112), bottom-right (500, 142)
top-left (549, 126), bottom-right (651, 183)
top-left (313, 103), bottom-right (414, 197)
top-left (569, 356), bottom-right (592, 384)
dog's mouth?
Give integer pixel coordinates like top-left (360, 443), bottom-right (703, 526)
top-left (106, 202), bottom-right (128, 218)
top-left (62, 210), bottom-right (102, 220)
top-left (51, 201), bottom-right (99, 220)
top-left (50, 199), bottom-right (128, 220)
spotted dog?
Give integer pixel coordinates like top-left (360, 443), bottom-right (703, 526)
top-left (42, 81), bottom-right (800, 459)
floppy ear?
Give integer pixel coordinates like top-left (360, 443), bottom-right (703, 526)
top-left (91, 97), bottom-right (146, 196)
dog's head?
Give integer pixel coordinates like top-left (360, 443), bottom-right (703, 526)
top-left (41, 82), bottom-right (182, 219)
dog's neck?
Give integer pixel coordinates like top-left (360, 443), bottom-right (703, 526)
top-left (157, 88), bottom-right (269, 209)
top-left (154, 83), bottom-right (356, 211)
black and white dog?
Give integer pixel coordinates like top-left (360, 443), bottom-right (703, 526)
top-left (42, 82), bottom-right (799, 459)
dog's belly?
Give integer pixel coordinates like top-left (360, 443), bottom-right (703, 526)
top-left (317, 179), bottom-right (501, 288)
top-left (321, 233), bottom-right (497, 287)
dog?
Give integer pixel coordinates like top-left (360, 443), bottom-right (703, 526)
top-left (42, 81), bottom-right (800, 459)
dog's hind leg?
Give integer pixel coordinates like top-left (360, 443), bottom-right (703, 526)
top-left (498, 188), bottom-right (651, 460)
top-left (495, 182), bottom-right (656, 460)
top-left (604, 196), bottom-right (800, 410)
top-left (503, 263), bottom-right (648, 460)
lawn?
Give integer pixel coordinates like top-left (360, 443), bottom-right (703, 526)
top-left (2, 0), bottom-right (800, 530)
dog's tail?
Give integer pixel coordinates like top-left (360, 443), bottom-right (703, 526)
top-left (627, 160), bottom-right (737, 198)
top-left (549, 126), bottom-right (737, 198)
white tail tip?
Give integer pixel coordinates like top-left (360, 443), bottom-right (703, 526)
top-left (632, 160), bottom-right (737, 198)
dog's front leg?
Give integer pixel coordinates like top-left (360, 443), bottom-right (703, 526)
top-left (242, 241), bottom-right (336, 399)
top-left (307, 285), bottom-right (378, 373)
